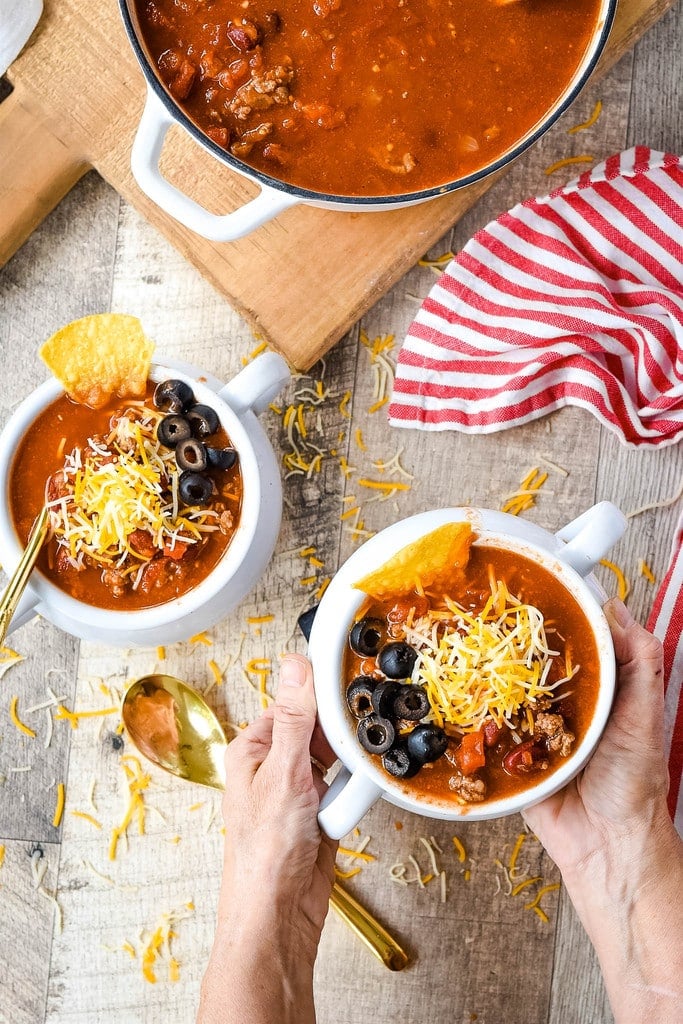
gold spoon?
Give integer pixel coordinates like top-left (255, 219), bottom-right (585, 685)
top-left (121, 674), bottom-right (409, 971)
top-left (0, 506), bottom-right (50, 646)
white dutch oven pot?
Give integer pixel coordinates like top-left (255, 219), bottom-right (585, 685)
top-left (0, 352), bottom-right (290, 647)
top-left (118, 0), bottom-right (616, 241)
top-left (308, 503), bottom-right (627, 839)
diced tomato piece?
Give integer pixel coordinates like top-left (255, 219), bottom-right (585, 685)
top-left (129, 529), bottom-right (156, 558)
top-left (455, 729), bottom-right (486, 776)
top-left (387, 594), bottom-right (429, 625)
top-left (163, 539), bottom-right (190, 561)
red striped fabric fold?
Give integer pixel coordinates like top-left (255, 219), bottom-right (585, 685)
top-left (390, 149), bottom-right (683, 831)
top-left (389, 148), bottom-right (683, 447)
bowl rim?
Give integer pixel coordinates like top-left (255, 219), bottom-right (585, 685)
top-left (0, 361), bottom-right (263, 629)
top-left (308, 507), bottom-right (616, 820)
top-left (118, 0), bottom-right (618, 205)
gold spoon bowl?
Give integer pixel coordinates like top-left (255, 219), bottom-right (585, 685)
top-left (121, 673), bottom-right (409, 971)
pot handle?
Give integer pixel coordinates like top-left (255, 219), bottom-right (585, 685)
top-left (218, 351), bottom-right (291, 416)
top-left (131, 88), bottom-right (299, 242)
top-left (555, 501), bottom-right (627, 578)
top-left (318, 767), bottom-right (383, 840)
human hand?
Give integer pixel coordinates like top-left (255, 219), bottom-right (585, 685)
top-left (523, 596), bottom-right (671, 872)
top-left (523, 598), bottom-right (683, 1024)
top-left (197, 653), bottom-right (337, 1024)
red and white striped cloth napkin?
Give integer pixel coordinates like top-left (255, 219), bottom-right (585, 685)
top-left (389, 148), bottom-right (683, 832)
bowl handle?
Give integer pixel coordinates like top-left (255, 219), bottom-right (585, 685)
top-left (218, 351), bottom-right (291, 416)
top-left (555, 500), bottom-right (627, 577)
top-left (131, 88), bottom-right (299, 242)
top-left (318, 766), bottom-right (383, 840)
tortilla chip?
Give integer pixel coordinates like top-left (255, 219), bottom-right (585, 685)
top-left (39, 314), bottom-right (155, 409)
top-left (354, 521), bottom-right (474, 599)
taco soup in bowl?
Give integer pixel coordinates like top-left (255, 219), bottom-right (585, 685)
top-left (0, 346), bottom-right (290, 646)
top-left (308, 506), bottom-right (626, 839)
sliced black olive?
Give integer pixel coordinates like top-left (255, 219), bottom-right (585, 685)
top-left (406, 723), bottom-right (448, 765)
top-left (178, 471), bottom-right (214, 506)
top-left (371, 680), bottom-right (402, 719)
top-left (157, 415), bottom-right (192, 448)
top-left (392, 684), bottom-right (430, 722)
top-left (296, 604), bottom-right (318, 642)
top-left (378, 641), bottom-right (418, 680)
top-left (382, 742), bottom-right (421, 779)
top-left (349, 616), bottom-right (384, 658)
top-left (357, 714), bottom-right (395, 755)
top-left (186, 403), bottom-right (220, 439)
top-left (175, 438), bottom-right (208, 472)
top-left (206, 446), bottom-right (238, 470)
top-left (346, 676), bottom-right (377, 720)
top-left (154, 379), bottom-right (194, 413)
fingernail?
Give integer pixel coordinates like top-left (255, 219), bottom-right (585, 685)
top-left (279, 655), bottom-right (308, 688)
top-left (608, 597), bottom-right (634, 628)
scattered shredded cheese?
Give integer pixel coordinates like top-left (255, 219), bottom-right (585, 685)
top-left (627, 478), bottom-right (683, 518)
top-left (9, 695), bottom-right (36, 738)
top-left (207, 659), bottom-right (223, 687)
top-left (52, 783), bottom-right (65, 828)
top-left (241, 340), bottom-right (267, 365)
top-left (109, 756), bottom-right (151, 861)
top-left (567, 100), bottom-right (602, 135)
top-left (452, 836), bottom-right (467, 864)
top-left (245, 659), bottom-right (272, 709)
top-left (418, 250), bottom-right (454, 272)
top-left (638, 559), bottom-right (656, 584)
top-left (190, 631), bottom-right (212, 646)
top-left (54, 704), bottom-right (118, 730)
top-left (70, 810), bottom-right (102, 830)
top-left (501, 467), bottom-right (548, 515)
top-left (544, 154), bottom-right (594, 175)
top-left (599, 558), bottom-right (630, 600)
top-left (0, 647), bottom-right (25, 680)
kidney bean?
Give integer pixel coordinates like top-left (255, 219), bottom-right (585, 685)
top-left (483, 719), bottom-right (503, 747)
top-left (503, 739), bottom-right (549, 776)
top-left (227, 20), bottom-right (262, 52)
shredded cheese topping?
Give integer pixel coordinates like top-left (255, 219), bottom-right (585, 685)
top-left (46, 404), bottom-right (218, 573)
top-left (404, 575), bottom-right (577, 735)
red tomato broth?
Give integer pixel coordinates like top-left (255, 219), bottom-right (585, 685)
top-left (133, 0), bottom-right (604, 196)
top-left (343, 544), bottom-right (600, 805)
top-left (9, 385), bottom-right (243, 611)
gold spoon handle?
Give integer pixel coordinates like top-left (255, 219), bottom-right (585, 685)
top-left (329, 882), bottom-right (409, 971)
top-left (0, 506), bottom-right (49, 646)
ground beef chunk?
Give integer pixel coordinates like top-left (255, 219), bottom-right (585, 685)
top-left (228, 63), bottom-right (293, 120)
top-left (101, 568), bottom-right (128, 598)
top-left (448, 773), bottom-right (487, 803)
top-left (218, 510), bottom-right (234, 535)
top-left (534, 712), bottom-right (575, 757)
top-left (140, 557), bottom-right (174, 594)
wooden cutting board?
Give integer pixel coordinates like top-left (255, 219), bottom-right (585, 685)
top-left (0, 0), bottom-right (674, 368)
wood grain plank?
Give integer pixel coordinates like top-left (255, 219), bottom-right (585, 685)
top-left (0, 172), bottom-right (120, 842)
top-left (0, 838), bottom-right (61, 1024)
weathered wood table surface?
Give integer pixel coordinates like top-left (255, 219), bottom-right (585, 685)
top-left (0, 5), bottom-right (681, 1021)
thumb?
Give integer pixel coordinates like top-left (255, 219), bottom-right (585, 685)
top-left (269, 653), bottom-right (317, 776)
